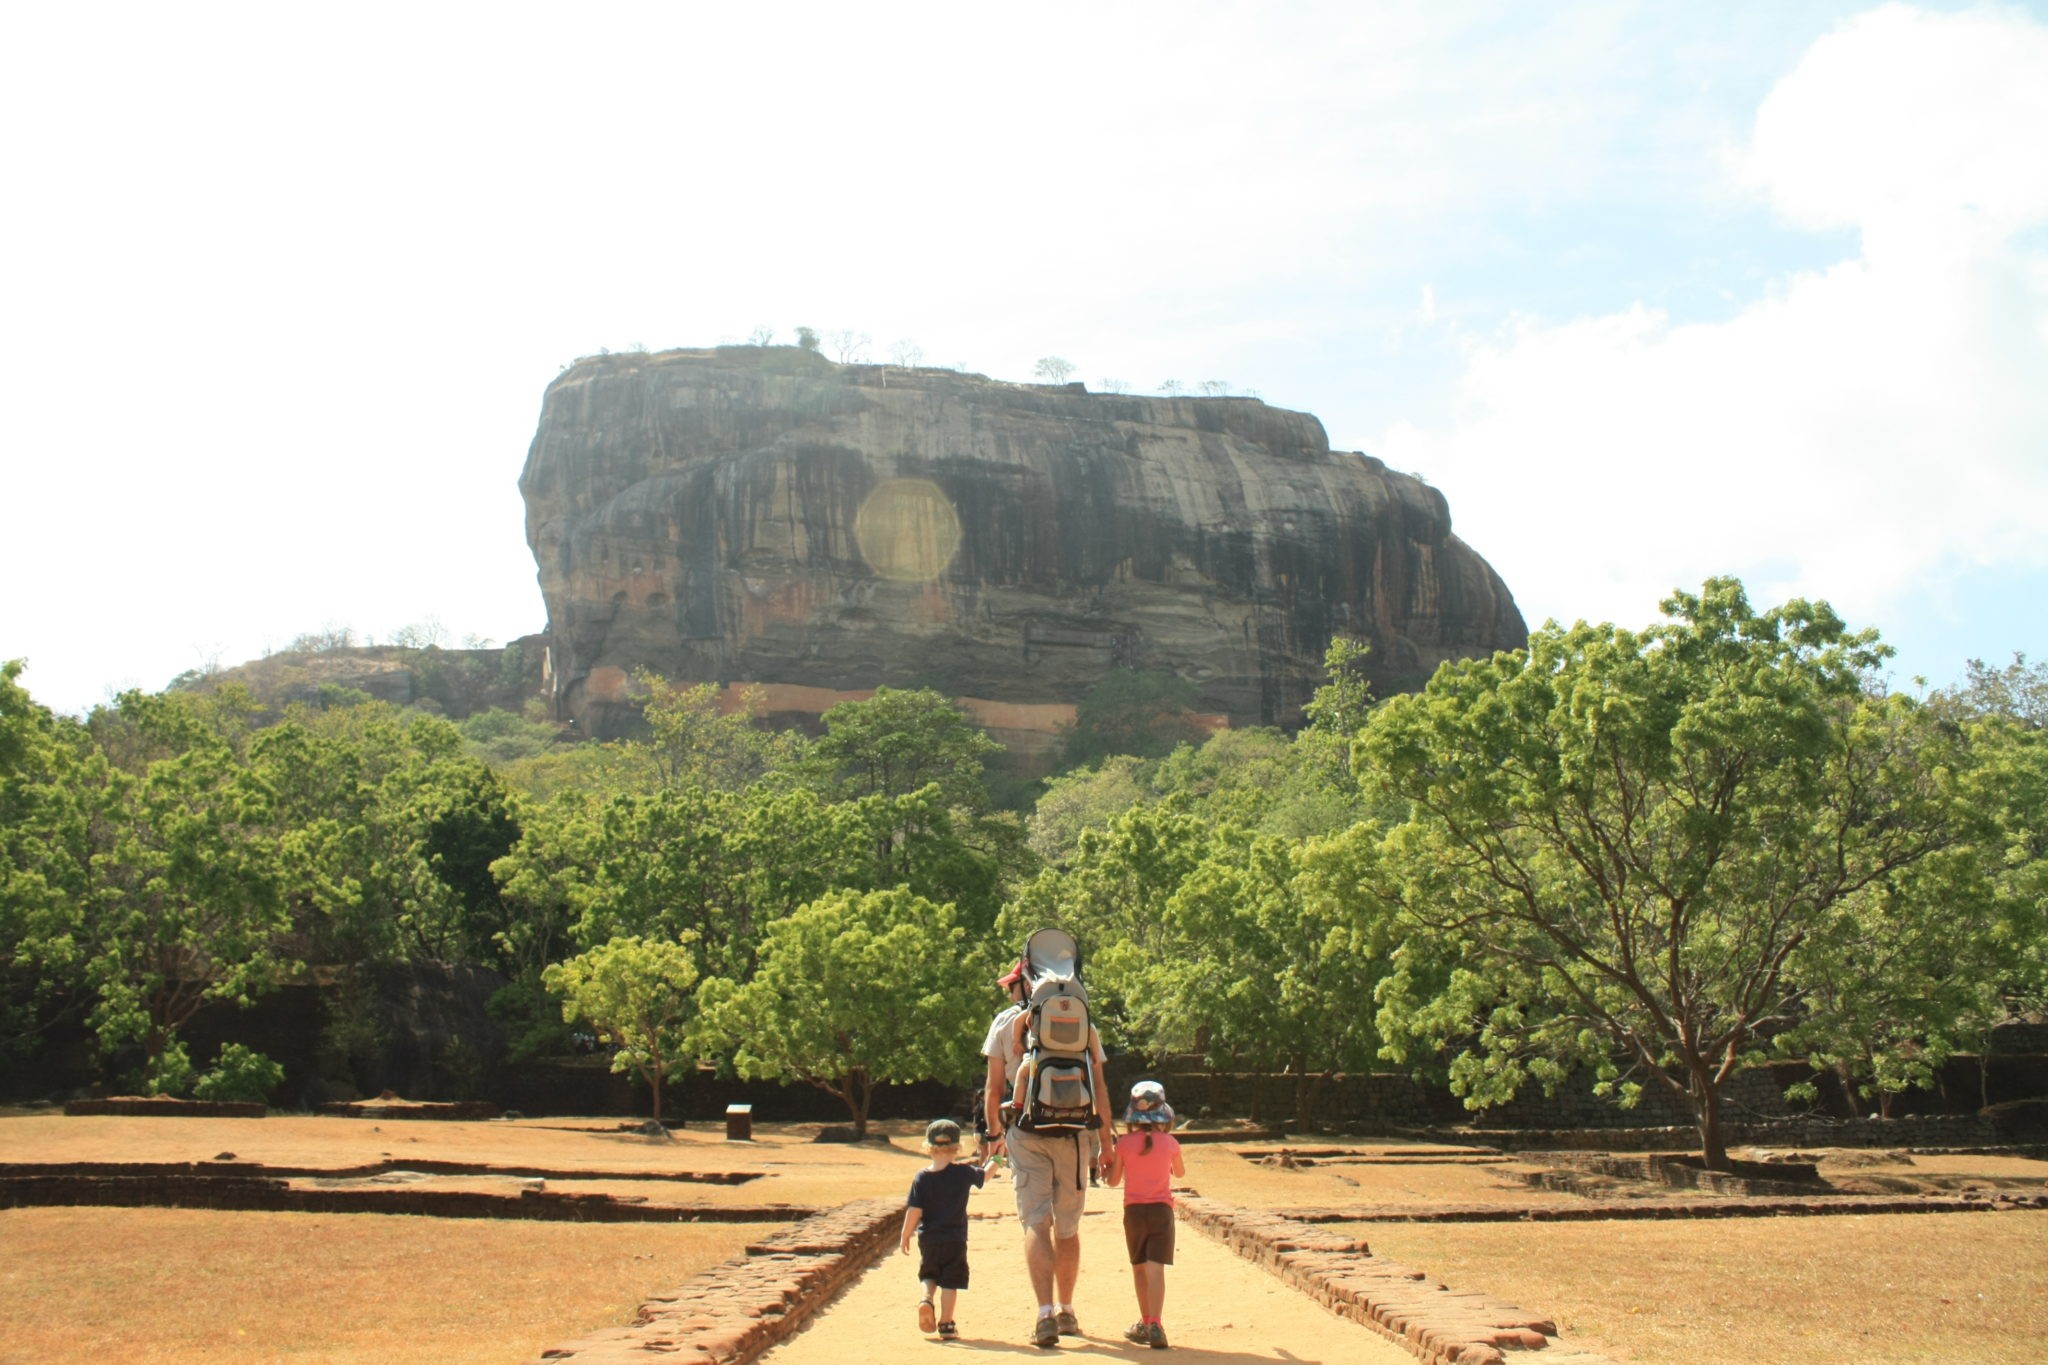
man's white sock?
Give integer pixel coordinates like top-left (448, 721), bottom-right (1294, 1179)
top-left (1039, 1305), bottom-right (1055, 1317)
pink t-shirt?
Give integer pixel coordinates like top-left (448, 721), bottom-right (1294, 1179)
top-left (1114, 1131), bottom-right (1180, 1205)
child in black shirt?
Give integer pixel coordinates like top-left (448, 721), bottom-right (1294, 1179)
top-left (901, 1117), bottom-right (990, 1339)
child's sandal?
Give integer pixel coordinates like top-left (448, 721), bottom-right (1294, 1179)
top-left (917, 1300), bottom-right (937, 1333)
top-left (938, 1321), bottom-right (959, 1340)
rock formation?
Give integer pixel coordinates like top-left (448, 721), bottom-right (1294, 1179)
top-left (520, 346), bottom-right (1526, 741)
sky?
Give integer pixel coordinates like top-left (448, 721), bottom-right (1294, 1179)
top-left (4, 1), bottom-right (2045, 716)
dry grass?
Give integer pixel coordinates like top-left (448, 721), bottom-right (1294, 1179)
top-left (1175, 1137), bottom-right (1692, 1209)
top-left (1818, 1151), bottom-right (2048, 1196)
top-left (0, 1109), bottom-right (933, 1363)
top-left (1186, 1137), bottom-right (2048, 1362)
top-left (1352, 1212), bottom-right (2048, 1365)
top-left (0, 1110), bottom-right (935, 1208)
top-left (7, 1112), bottom-right (2045, 1363)
top-left (0, 1206), bottom-right (770, 1363)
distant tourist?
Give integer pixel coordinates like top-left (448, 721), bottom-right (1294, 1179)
top-left (1104, 1080), bottom-right (1185, 1350)
top-left (901, 1117), bottom-right (993, 1341)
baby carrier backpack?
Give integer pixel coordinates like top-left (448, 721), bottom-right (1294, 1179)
top-left (1011, 928), bottom-right (1098, 1133)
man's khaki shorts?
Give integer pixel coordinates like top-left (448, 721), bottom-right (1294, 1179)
top-left (1007, 1127), bottom-right (1087, 1237)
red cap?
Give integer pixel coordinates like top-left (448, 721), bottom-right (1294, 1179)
top-left (997, 959), bottom-right (1027, 987)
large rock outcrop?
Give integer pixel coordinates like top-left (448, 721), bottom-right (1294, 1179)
top-left (521, 347), bottom-right (1526, 739)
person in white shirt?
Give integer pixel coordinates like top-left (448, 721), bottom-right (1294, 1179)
top-left (983, 957), bottom-right (1114, 1348)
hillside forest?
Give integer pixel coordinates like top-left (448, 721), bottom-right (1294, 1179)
top-left (3, 578), bottom-right (2042, 1169)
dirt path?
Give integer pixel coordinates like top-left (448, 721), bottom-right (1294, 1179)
top-left (762, 1204), bottom-right (1416, 1364)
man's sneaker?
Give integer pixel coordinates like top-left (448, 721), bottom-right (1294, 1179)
top-left (1054, 1309), bottom-right (1081, 1337)
top-left (1124, 1322), bottom-right (1151, 1344)
top-left (917, 1300), bottom-right (937, 1334)
top-left (1032, 1313), bottom-right (1059, 1349)
top-left (938, 1321), bottom-right (959, 1341)
top-left (1147, 1322), bottom-right (1169, 1350)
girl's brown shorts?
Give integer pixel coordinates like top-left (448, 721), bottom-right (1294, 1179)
top-left (1123, 1202), bottom-right (1175, 1264)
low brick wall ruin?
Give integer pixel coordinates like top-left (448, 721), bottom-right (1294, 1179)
top-left (534, 1198), bottom-right (901, 1364)
top-left (1273, 1192), bottom-right (2048, 1224)
top-left (63, 1098), bottom-right (265, 1119)
top-left (1413, 1113), bottom-right (2002, 1152)
top-left (1176, 1194), bottom-right (1621, 1365)
top-left (0, 1171), bottom-right (812, 1223)
top-left (318, 1099), bottom-right (502, 1120)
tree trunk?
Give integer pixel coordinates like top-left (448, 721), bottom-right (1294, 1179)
top-left (648, 1059), bottom-right (665, 1130)
top-left (1835, 1060), bottom-right (1862, 1118)
top-left (847, 1067), bottom-right (872, 1139)
top-left (1691, 1068), bottom-right (1729, 1172)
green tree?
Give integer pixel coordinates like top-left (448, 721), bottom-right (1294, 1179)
top-left (1027, 755), bottom-right (1151, 866)
top-left (1945, 710), bottom-right (2048, 1103)
top-left (803, 689), bottom-right (1015, 927)
top-left (807, 687), bottom-right (1000, 810)
top-left (632, 672), bottom-right (804, 792)
top-left (543, 934), bottom-right (701, 1130)
top-left (698, 888), bottom-right (983, 1136)
top-left (492, 737), bottom-right (645, 801)
top-left (572, 783), bottom-right (863, 979)
top-left (457, 706), bottom-right (565, 766)
top-left (250, 700), bottom-right (520, 967)
top-left (488, 790), bottom-right (606, 1060)
top-left (0, 660), bottom-right (95, 1069)
top-left (1060, 670), bottom-right (1203, 767)
top-left (1362, 580), bottom-right (1976, 1169)
top-left (1152, 728), bottom-right (1299, 826)
top-left (1932, 652), bottom-right (2047, 728)
top-left (83, 692), bottom-right (294, 1085)
top-left (1164, 825), bottom-right (1392, 1127)
top-left (1003, 799), bottom-right (1216, 1054)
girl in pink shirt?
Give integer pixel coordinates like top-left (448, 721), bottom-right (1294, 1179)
top-left (1104, 1080), bottom-right (1185, 1349)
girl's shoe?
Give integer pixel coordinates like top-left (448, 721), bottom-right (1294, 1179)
top-left (1124, 1322), bottom-right (1151, 1344)
top-left (1147, 1322), bottom-right (1169, 1349)
top-left (917, 1300), bottom-right (937, 1333)
top-left (938, 1321), bottom-right (959, 1340)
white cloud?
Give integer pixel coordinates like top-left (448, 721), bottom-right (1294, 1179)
top-left (1379, 4), bottom-right (2048, 637)
top-left (1745, 3), bottom-right (2048, 241)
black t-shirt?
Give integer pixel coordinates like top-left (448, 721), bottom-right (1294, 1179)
top-left (906, 1161), bottom-right (986, 1240)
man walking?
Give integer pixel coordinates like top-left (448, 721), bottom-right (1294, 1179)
top-left (984, 957), bottom-right (1113, 1349)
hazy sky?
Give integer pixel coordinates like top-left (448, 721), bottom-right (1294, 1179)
top-left (6, 2), bottom-right (2045, 716)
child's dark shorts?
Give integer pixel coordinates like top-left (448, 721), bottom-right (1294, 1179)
top-left (1123, 1202), bottom-right (1175, 1265)
top-left (918, 1237), bottom-right (970, 1290)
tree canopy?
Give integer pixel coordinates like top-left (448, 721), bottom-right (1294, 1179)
top-left (544, 934), bottom-right (701, 1129)
top-left (3, 578), bottom-right (2037, 1154)
top-left (1360, 579), bottom-right (1983, 1167)
top-left (699, 887), bottom-right (985, 1135)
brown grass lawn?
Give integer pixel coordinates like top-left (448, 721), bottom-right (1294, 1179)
top-left (1183, 1137), bottom-right (2048, 1363)
top-left (1355, 1212), bottom-right (2048, 1365)
top-left (0, 1206), bottom-right (769, 1363)
top-left (0, 1107), bottom-right (934, 1363)
top-left (1171, 1138), bottom-right (1699, 1209)
top-left (4, 1113), bottom-right (2044, 1363)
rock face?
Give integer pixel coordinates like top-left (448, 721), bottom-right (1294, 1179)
top-left (521, 347), bottom-right (1526, 739)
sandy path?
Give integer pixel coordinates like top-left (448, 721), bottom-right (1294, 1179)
top-left (762, 1203), bottom-right (1415, 1364)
